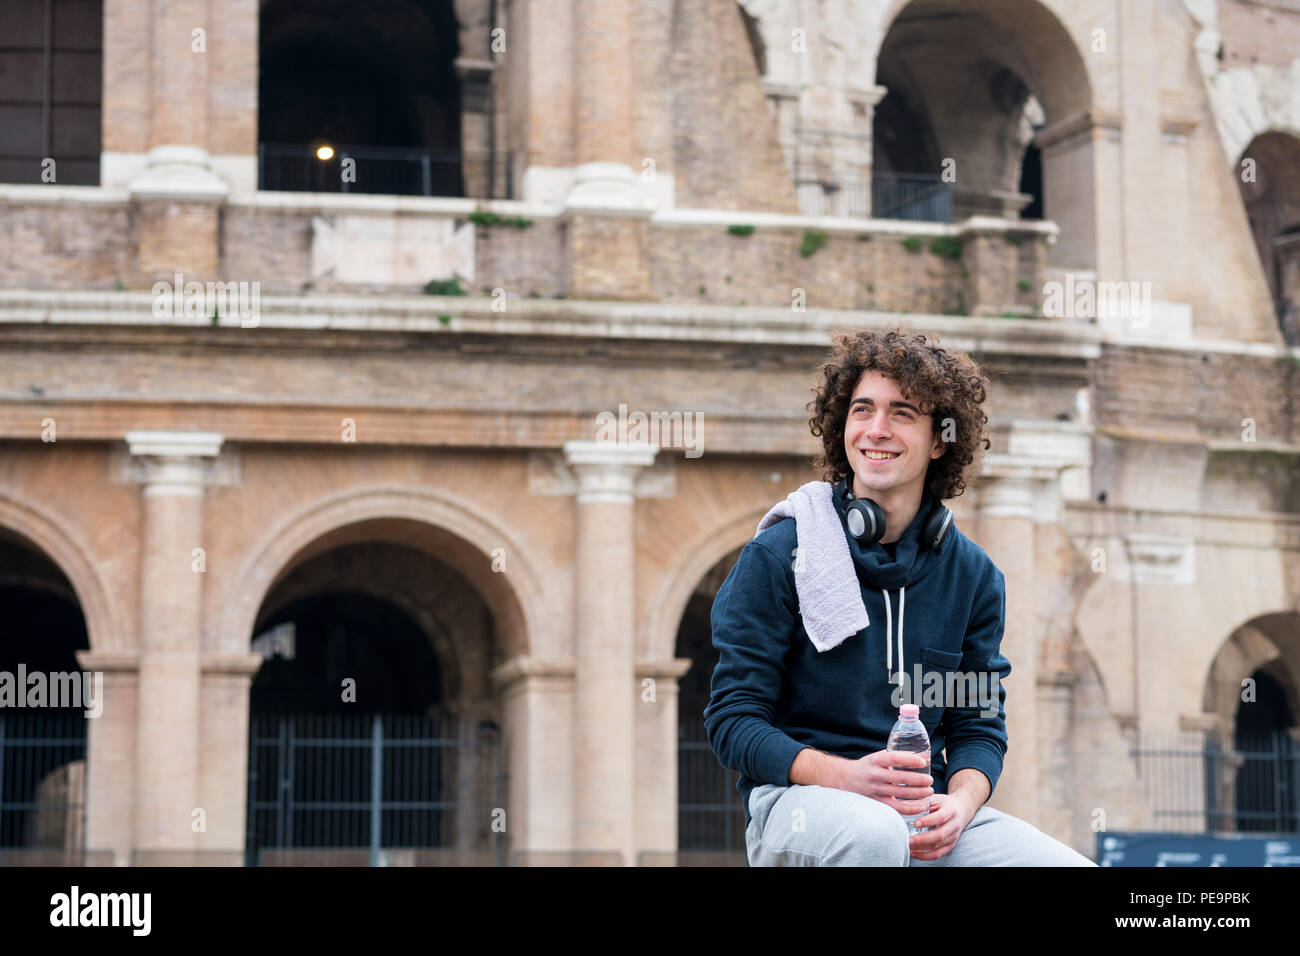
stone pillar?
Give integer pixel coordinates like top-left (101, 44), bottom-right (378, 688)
top-left (126, 430), bottom-right (223, 857)
top-left (197, 651), bottom-right (263, 863)
top-left (635, 657), bottom-right (692, 861)
top-left (489, 656), bottom-right (576, 859)
top-left (563, 440), bottom-right (657, 865)
top-left (74, 650), bottom-right (139, 866)
top-left (1036, 670), bottom-right (1079, 848)
top-left (976, 421), bottom-right (1092, 828)
top-left (124, 0), bottom-right (229, 282)
top-left (563, 0), bottom-right (654, 300)
top-left (974, 471), bottom-right (1039, 824)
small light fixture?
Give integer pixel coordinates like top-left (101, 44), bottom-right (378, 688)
top-left (315, 143), bottom-right (335, 161)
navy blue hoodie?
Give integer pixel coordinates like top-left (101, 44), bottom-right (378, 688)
top-left (704, 482), bottom-right (1011, 828)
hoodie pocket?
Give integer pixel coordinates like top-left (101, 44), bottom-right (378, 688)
top-left (916, 646), bottom-right (964, 731)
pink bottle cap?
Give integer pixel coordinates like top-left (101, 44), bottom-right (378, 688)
top-left (899, 704), bottom-right (920, 720)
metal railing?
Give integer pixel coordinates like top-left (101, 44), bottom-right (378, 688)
top-left (1132, 729), bottom-right (1299, 833)
top-left (871, 171), bottom-right (954, 222)
top-left (0, 711), bottom-right (86, 852)
top-left (257, 143), bottom-right (514, 199)
top-left (246, 712), bottom-right (506, 866)
top-left (678, 714), bottom-right (747, 861)
top-left (793, 171), bottom-right (953, 222)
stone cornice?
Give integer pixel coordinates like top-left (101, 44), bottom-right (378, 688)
top-left (0, 291), bottom-right (1102, 359)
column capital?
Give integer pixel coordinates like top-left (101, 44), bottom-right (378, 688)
top-left (125, 430), bottom-right (225, 496)
top-left (200, 652), bottom-right (264, 678)
top-left (75, 650), bottom-right (140, 674)
top-left (634, 657), bottom-right (693, 680)
top-left (489, 655), bottom-right (576, 691)
top-left (563, 440), bottom-right (658, 503)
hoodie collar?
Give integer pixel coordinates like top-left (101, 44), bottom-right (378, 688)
top-left (832, 480), bottom-right (940, 589)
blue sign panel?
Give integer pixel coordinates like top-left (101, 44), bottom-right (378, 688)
top-left (1098, 833), bottom-right (1300, 866)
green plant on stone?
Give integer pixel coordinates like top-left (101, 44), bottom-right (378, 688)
top-left (928, 236), bottom-right (962, 259)
top-left (801, 230), bottom-right (828, 257)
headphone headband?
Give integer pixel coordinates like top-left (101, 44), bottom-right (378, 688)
top-left (838, 477), bottom-right (953, 552)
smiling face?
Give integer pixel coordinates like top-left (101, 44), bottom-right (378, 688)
top-left (843, 370), bottom-right (947, 505)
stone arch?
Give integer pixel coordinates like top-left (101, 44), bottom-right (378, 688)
top-left (876, 0), bottom-right (1096, 120)
top-left (873, 0), bottom-right (1097, 266)
top-left (218, 484), bottom-right (551, 663)
top-left (643, 506), bottom-right (769, 663)
top-left (1202, 611), bottom-right (1300, 744)
top-left (1236, 130), bottom-right (1300, 346)
top-left (1207, 65), bottom-right (1300, 171)
top-left (0, 491), bottom-right (117, 653)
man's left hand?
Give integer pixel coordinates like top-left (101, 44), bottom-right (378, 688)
top-left (907, 792), bottom-right (977, 861)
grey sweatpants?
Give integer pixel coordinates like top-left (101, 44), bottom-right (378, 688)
top-left (746, 784), bottom-right (1097, 866)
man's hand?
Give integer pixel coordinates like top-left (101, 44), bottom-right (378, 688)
top-left (837, 749), bottom-right (933, 808)
top-left (907, 791), bottom-right (977, 860)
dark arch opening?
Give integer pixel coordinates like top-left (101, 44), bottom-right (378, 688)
top-left (676, 547), bottom-right (745, 858)
top-left (250, 590), bottom-right (442, 716)
top-left (257, 0), bottom-right (465, 196)
top-left (1232, 667), bottom-right (1298, 832)
top-left (873, 0), bottom-right (1090, 254)
top-left (1238, 132), bottom-right (1300, 346)
top-left (0, 532), bottom-right (90, 853)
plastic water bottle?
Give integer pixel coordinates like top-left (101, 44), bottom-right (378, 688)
top-left (886, 703), bottom-right (931, 835)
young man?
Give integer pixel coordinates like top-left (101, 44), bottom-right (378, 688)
top-left (704, 329), bottom-right (1095, 866)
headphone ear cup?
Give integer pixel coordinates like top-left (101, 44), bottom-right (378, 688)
top-left (923, 504), bottom-right (954, 552)
top-left (845, 498), bottom-right (885, 543)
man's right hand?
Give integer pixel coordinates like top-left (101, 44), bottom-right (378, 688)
top-left (841, 750), bottom-right (933, 811)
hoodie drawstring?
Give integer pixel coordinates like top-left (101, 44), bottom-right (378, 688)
top-left (882, 586), bottom-right (906, 687)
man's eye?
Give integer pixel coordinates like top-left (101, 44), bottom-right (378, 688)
top-left (896, 411), bottom-right (912, 419)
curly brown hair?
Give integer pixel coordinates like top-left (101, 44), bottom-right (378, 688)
top-left (807, 328), bottom-right (991, 500)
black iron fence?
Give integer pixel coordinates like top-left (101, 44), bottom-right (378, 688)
top-left (793, 171), bottom-right (953, 222)
top-left (257, 143), bottom-right (513, 199)
top-left (1132, 729), bottom-right (1299, 833)
top-left (0, 711), bottom-right (86, 852)
top-left (871, 171), bottom-right (954, 222)
top-left (246, 713), bottom-right (505, 866)
top-left (678, 714), bottom-right (746, 860)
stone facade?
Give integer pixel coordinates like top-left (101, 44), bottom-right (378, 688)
top-left (0, 0), bottom-right (1298, 866)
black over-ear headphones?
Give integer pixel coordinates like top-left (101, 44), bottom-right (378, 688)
top-left (837, 477), bottom-right (954, 552)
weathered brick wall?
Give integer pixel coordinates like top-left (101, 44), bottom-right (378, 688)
top-left (659, 0), bottom-right (798, 213)
top-left (1094, 343), bottom-right (1299, 444)
top-left (0, 201), bottom-right (134, 288)
top-left (3, 195), bottom-right (1050, 313)
top-left (472, 218), bottom-right (567, 297)
top-left (647, 224), bottom-right (1048, 315)
top-left (219, 206), bottom-right (315, 293)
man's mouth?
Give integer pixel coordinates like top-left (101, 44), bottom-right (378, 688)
top-left (861, 449), bottom-right (900, 461)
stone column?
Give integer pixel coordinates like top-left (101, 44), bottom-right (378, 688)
top-left (563, 0), bottom-right (653, 300)
top-left (197, 651), bottom-right (263, 864)
top-left (975, 471), bottom-right (1039, 824)
top-left (635, 657), bottom-right (692, 861)
top-left (74, 650), bottom-right (139, 866)
top-left (489, 656), bottom-right (576, 861)
top-left (976, 421), bottom-right (1091, 828)
top-left (126, 430), bottom-right (222, 858)
top-left (125, 0), bottom-right (229, 282)
top-left (563, 440), bottom-right (657, 865)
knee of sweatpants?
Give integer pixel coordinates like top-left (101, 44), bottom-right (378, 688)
top-left (821, 797), bottom-right (910, 866)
